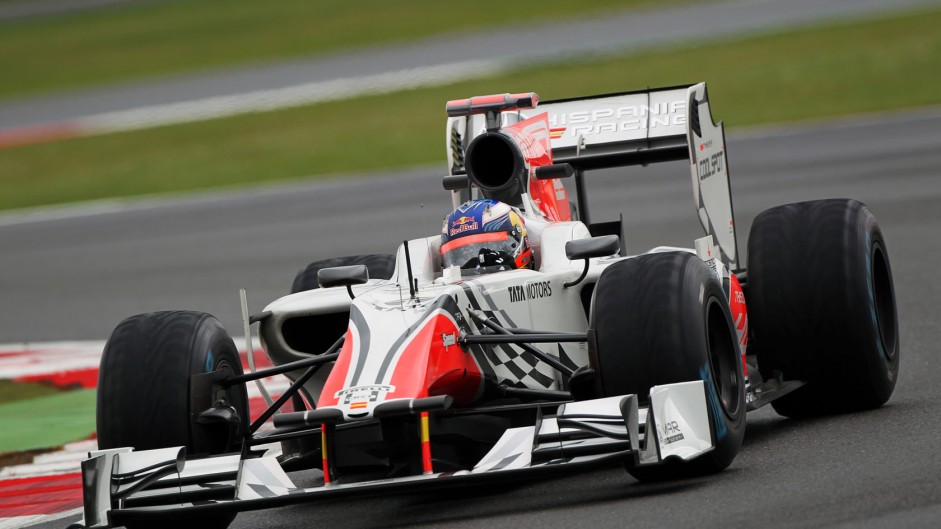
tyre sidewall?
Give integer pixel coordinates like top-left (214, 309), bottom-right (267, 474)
top-left (749, 199), bottom-right (899, 416)
top-left (188, 315), bottom-right (249, 454)
top-left (591, 252), bottom-right (745, 474)
top-left (97, 311), bottom-right (248, 455)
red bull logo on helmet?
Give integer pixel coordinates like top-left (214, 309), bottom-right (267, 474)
top-left (450, 215), bottom-right (479, 236)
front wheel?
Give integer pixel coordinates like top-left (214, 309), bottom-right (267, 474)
top-left (96, 311), bottom-right (249, 456)
top-left (590, 252), bottom-right (745, 480)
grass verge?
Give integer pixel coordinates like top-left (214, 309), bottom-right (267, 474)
top-left (0, 0), bottom-right (687, 101)
top-left (1, 6), bottom-right (939, 211)
top-left (0, 388), bottom-right (95, 453)
top-left (0, 380), bottom-right (64, 404)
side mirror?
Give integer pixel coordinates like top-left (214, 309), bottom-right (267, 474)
top-left (565, 235), bottom-right (620, 261)
top-left (534, 163), bottom-right (575, 180)
top-left (442, 175), bottom-right (469, 191)
top-left (563, 235), bottom-right (620, 288)
top-left (318, 265), bottom-right (369, 299)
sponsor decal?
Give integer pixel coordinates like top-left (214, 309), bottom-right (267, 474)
top-left (504, 113), bottom-right (552, 163)
top-left (449, 215), bottom-right (479, 236)
top-left (547, 101), bottom-right (687, 136)
top-left (697, 150), bottom-right (724, 181)
top-left (660, 420), bottom-right (685, 445)
top-left (441, 332), bottom-right (457, 350)
top-left (450, 126), bottom-right (464, 170)
top-left (335, 384), bottom-right (394, 405)
top-left (508, 281), bottom-right (552, 303)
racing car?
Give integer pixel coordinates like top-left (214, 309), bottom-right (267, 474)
top-left (74, 83), bottom-right (899, 529)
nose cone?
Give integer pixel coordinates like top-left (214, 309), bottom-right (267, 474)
top-left (317, 295), bottom-right (483, 420)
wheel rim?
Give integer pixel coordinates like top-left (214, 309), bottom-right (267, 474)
top-left (872, 244), bottom-right (898, 361)
top-left (201, 356), bottom-right (245, 453)
top-left (706, 297), bottom-right (742, 419)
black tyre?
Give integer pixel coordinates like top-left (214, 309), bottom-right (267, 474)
top-left (590, 252), bottom-right (745, 480)
top-left (747, 199), bottom-right (899, 417)
top-left (97, 311), bottom-right (249, 456)
top-left (291, 254), bottom-right (396, 294)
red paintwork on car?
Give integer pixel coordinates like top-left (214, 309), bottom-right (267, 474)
top-left (502, 113), bottom-right (572, 222)
top-left (389, 314), bottom-right (482, 406)
top-left (317, 328), bottom-right (356, 407)
top-left (317, 314), bottom-right (482, 408)
top-left (729, 273), bottom-right (748, 375)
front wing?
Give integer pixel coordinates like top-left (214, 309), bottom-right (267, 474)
top-left (78, 381), bottom-right (713, 528)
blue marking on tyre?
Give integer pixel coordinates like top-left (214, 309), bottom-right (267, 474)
top-left (865, 231), bottom-right (883, 356)
top-left (700, 365), bottom-right (727, 441)
top-left (205, 349), bottom-right (214, 372)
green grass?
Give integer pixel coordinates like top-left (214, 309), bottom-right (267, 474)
top-left (0, 380), bottom-right (64, 404)
top-left (1, 6), bottom-right (939, 211)
top-left (0, 0), bottom-right (687, 101)
top-left (0, 388), bottom-right (96, 452)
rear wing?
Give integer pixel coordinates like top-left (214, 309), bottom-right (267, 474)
top-left (445, 82), bottom-right (739, 269)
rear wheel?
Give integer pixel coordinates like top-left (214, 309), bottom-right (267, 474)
top-left (747, 199), bottom-right (899, 417)
top-left (97, 311), bottom-right (249, 455)
top-left (291, 254), bottom-right (395, 293)
top-left (590, 252), bottom-right (745, 480)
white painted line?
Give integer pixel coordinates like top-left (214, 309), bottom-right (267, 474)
top-left (0, 163), bottom-right (437, 229)
top-left (0, 341), bottom-right (104, 380)
top-left (0, 338), bottom-right (293, 404)
top-left (0, 440), bottom-right (96, 479)
top-left (77, 60), bottom-right (508, 136)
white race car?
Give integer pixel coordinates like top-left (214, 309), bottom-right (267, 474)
top-left (75, 83), bottom-right (899, 529)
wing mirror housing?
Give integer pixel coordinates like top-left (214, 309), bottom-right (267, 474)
top-left (318, 265), bottom-right (369, 299)
top-left (534, 163), bottom-right (575, 180)
top-left (565, 234), bottom-right (620, 261)
top-left (442, 174), bottom-right (469, 191)
top-left (563, 235), bottom-right (620, 288)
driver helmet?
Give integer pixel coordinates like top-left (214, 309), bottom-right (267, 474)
top-left (441, 199), bottom-right (533, 273)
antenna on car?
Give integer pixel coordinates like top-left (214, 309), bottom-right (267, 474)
top-left (404, 240), bottom-right (416, 299)
top-left (421, 203), bottom-right (437, 285)
top-left (240, 288), bottom-right (275, 408)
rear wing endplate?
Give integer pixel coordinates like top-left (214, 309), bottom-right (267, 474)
top-left (446, 83), bottom-right (739, 269)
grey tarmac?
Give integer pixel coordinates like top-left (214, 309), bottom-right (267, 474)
top-left (9, 106), bottom-right (941, 528)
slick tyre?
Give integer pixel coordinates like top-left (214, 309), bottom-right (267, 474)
top-left (747, 199), bottom-right (899, 417)
top-left (291, 254), bottom-right (396, 293)
top-left (97, 311), bottom-right (249, 456)
top-left (591, 252), bottom-right (745, 481)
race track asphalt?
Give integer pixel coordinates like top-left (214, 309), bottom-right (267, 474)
top-left (10, 107), bottom-right (941, 528)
